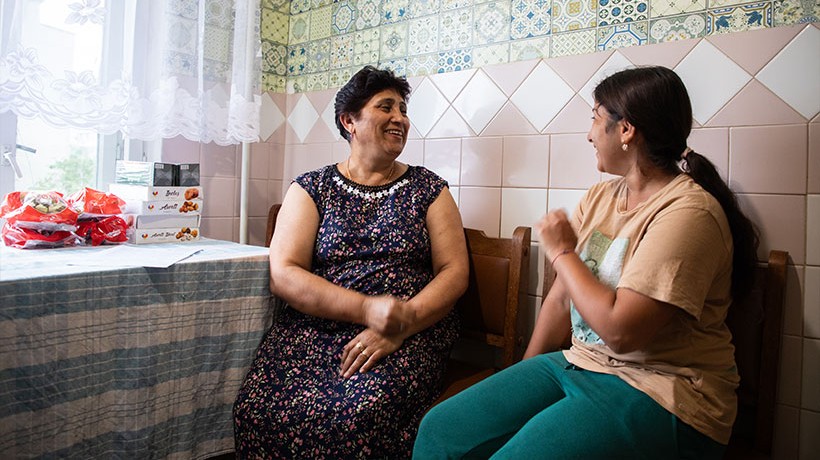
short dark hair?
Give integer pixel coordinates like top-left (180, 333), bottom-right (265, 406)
top-left (334, 66), bottom-right (411, 141)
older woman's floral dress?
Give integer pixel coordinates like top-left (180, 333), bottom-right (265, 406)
top-left (233, 165), bottom-right (460, 459)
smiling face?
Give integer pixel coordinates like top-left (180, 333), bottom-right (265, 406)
top-left (344, 89), bottom-right (410, 158)
top-left (587, 103), bottom-right (628, 175)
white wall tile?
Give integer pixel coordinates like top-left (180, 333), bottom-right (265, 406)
top-left (802, 338), bottom-right (820, 411)
top-left (779, 334), bottom-right (803, 407)
top-left (805, 267), bottom-right (820, 339)
top-left (501, 188), bottom-right (546, 238)
top-left (773, 404), bottom-right (800, 460)
top-left (799, 409), bottom-right (820, 460)
top-left (807, 195), bottom-right (820, 265)
top-left (424, 138), bottom-right (461, 185)
top-left (459, 186), bottom-right (501, 237)
top-left (461, 137), bottom-right (503, 186)
top-left (502, 136), bottom-right (549, 187)
top-left (784, 266), bottom-right (805, 337)
top-left (676, 41), bottom-right (752, 125)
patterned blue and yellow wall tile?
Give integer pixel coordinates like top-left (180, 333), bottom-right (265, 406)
top-left (773, 0), bottom-right (819, 24)
top-left (333, 1), bottom-right (358, 34)
top-left (262, 9), bottom-right (289, 44)
top-left (706, 2), bottom-right (773, 34)
top-left (598, 0), bottom-right (648, 26)
top-left (382, 58), bottom-right (409, 76)
top-left (511, 0), bottom-right (553, 39)
top-left (440, 7), bottom-right (474, 50)
top-left (409, 16), bottom-right (440, 54)
top-left (356, 0), bottom-right (384, 30)
top-left (511, 35), bottom-right (551, 60)
top-left (262, 40), bottom-right (288, 75)
top-left (597, 21), bottom-right (649, 50)
top-left (407, 53), bottom-right (440, 75)
top-left (438, 48), bottom-right (474, 73)
top-left (305, 38), bottom-right (330, 73)
top-left (383, 0), bottom-right (410, 24)
top-left (258, 0), bottom-right (815, 92)
top-left (381, 22), bottom-right (409, 59)
top-left (473, 42), bottom-right (512, 66)
top-left (291, 0), bottom-right (311, 15)
top-left (310, 6), bottom-right (333, 40)
top-left (353, 28), bottom-right (381, 65)
top-left (552, 0), bottom-right (598, 32)
top-left (649, 13), bottom-right (707, 43)
top-left (330, 33), bottom-right (356, 69)
top-left (409, 0), bottom-right (442, 18)
top-left (650, 0), bottom-right (706, 18)
top-left (474, 2), bottom-right (512, 44)
top-left (289, 11), bottom-right (311, 44)
top-left (551, 29), bottom-right (596, 56)
top-left (287, 45), bottom-right (308, 75)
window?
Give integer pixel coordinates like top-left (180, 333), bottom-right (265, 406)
top-left (1, 0), bottom-right (123, 197)
top-left (1, 0), bottom-right (260, 199)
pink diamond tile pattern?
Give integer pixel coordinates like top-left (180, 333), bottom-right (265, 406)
top-left (275, 23), bottom-right (818, 162)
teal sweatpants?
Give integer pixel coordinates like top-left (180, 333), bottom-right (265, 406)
top-left (413, 352), bottom-right (726, 459)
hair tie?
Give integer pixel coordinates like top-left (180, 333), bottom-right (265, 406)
top-left (681, 147), bottom-right (692, 159)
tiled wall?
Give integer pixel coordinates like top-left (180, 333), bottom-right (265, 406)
top-left (260, 0), bottom-right (818, 93)
top-left (162, 21), bottom-right (819, 460)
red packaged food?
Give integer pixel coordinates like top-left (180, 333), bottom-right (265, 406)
top-left (68, 187), bottom-right (126, 217)
top-left (75, 216), bottom-right (130, 246)
top-left (1, 222), bottom-right (82, 249)
top-left (0, 191), bottom-right (79, 231)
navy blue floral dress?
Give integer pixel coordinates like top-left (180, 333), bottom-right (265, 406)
top-left (233, 165), bottom-right (460, 459)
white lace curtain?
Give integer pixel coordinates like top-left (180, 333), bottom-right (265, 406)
top-left (0, 0), bottom-right (261, 146)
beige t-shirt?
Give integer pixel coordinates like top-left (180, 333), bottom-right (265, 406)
top-left (563, 174), bottom-right (739, 444)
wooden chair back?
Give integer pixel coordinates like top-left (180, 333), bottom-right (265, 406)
top-left (725, 249), bottom-right (788, 458)
top-left (265, 203), bottom-right (282, 247)
top-left (434, 226), bottom-right (531, 403)
top-left (457, 227), bottom-right (532, 367)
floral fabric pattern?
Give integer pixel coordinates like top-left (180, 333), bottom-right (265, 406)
top-left (233, 165), bottom-right (460, 458)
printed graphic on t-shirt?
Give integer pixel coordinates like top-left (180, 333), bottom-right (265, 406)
top-left (571, 230), bottom-right (629, 345)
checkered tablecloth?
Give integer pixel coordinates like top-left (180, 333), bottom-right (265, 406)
top-left (0, 239), bottom-right (273, 459)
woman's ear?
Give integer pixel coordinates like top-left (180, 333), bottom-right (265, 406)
top-left (620, 119), bottom-right (636, 145)
top-left (339, 113), bottom-right (355, 136)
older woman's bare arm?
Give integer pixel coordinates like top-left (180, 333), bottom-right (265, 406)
top-left (269, 183), bottom-right (412, 332)
top-left (400, 188), bottom-right (469, 336)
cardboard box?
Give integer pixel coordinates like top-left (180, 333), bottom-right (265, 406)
top-left (177, 163), bottom-right (200, 186)
top-left (123, 198), bottom-right (202, 215)
top-left (109, 184), bottom-right (202, 202)
top-left (115, 161), bottom-right (175, 186)
top-left (131, 214), bottom-right (200, 229)
top-left (129, 227), bottom-right (200, 244)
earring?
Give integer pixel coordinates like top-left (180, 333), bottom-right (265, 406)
top-left (621, 143), bottom-right (628, 151)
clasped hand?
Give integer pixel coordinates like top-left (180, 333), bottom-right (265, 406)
top-left (363, 294), bottom-right (414, 335)
top-left (535, 209), bottom-right (578, 263)
top-left (339, 295), bottom-right (415, 378)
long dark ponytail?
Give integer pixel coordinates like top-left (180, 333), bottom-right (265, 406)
top-left (593, 66), bottom-right (759, 300)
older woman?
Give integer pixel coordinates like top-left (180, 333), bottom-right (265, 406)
top-left (233, 66), bottom-right (469, 458)
top-left (413, 66), bottom-right (759, 459)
